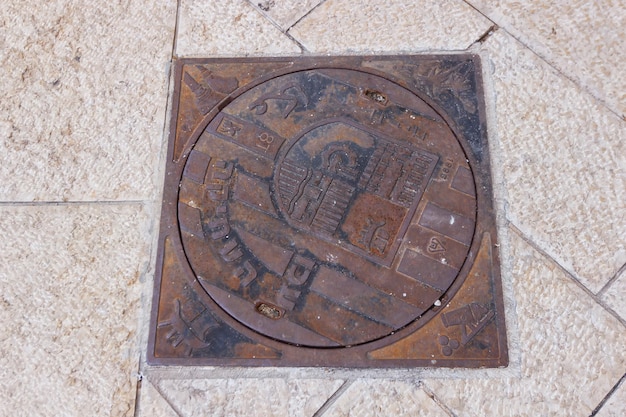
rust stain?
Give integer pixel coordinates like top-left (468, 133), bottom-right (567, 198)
top-left (148, 55), bottom-right (507, 368)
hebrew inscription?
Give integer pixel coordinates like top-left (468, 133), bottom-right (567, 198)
top-left (178, 69), bottom-right (478, 347)
top-left (150, 56), bottom-right (508, 368)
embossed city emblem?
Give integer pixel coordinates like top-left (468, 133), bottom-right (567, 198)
top-left (149, 55), bottom-right (508, 367)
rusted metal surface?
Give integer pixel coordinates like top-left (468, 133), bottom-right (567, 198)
top-left (148, 55), bottom-right (508, 367)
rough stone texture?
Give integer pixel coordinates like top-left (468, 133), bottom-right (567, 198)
top-left (288, 0), bottom-right (492, 53)
top-left (602, 269), bottom-right (626, 321)
top-left (0, 1), bottom-right (177, 202)
top-left (0, 204), bottom-right (150, 416)
top-left (288, 379), bottom-right (345, 416)
top-left (153, 378), bottom-right (344, 417)
top-left (176, 0), bottom-right (301, 57)
top-left (137, 380), bottom-right (178, 417)
top-left (468, 0), bottom-right (626, 117)
top-left (324, 380), bottom-right (450, 417)
top-left (423, 231), bottom-right (626, 416)
top-left (596, 377), bottom-right (626, 417)
top-left (481, 31), bottom-right (626, 293)
top-left (250, 0), bottom-right (324, 29)
top-left (157, 379), bottom-right (230, 417)
top-left (3, 0), bottom-right (624, 416)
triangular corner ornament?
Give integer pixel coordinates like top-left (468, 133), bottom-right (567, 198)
top-left (148, 55), bottom-right (508, 368)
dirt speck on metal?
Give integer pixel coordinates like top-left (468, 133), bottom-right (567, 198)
top-left (148, 55), bottom-right (508, 367)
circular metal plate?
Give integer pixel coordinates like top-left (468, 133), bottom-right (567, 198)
top-left (178, 68), bottom-right (476, 347)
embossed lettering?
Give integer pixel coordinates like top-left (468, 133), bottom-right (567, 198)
top-left (183, 72), bottom-right (217, 115)
top-left (157, 298), bottom-right (219, 356)
top-left (205, 160), bottom-right (234, 201)
top-left (369, 108), bottom-right (434, 141)
top-left (249, 84), bottom-right (308, 118)
top-left (219, 239), bottom-right (244, 262)
top-left (358, 218), bottom-right (390, 254)
top-left (207, 217), bottom-right (230, 240)
top-left (285, 255), bottom-right (315, 286)
top-left (276, 285), bottom-right (301, 310)
top-left (276, 255), bottom-right (317, 311)
top-left (441, 302), bottom-right (494, 345)
top-left (234, 260), bottom-right (258, 287)
top-left (217, 118), bottom-right (242, 137)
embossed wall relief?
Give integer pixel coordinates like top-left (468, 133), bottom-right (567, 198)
top-left (149, 55), bottom-right (508, 367)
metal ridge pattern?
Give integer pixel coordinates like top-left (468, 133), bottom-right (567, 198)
top-left (148, 55), bottom-right (508, 367)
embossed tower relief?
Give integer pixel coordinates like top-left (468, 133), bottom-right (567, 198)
top-left (149, 55), bottom-right (508, 367)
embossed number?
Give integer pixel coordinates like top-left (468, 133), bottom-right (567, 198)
top-left (256, 132), bottom-right (274, 151)
top-left (440, 158), bottom-right (454, 180)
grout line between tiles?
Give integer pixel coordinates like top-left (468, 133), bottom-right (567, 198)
top-left (509, 223), bottom-right (626, 329)
top-left (246, 0), bottom-right (308, 54)
top-left (132, 375), bottom-right (143, 417)
top-left (151, 380), bottom-right (185, 417)
top-left (287, 0), bottom-right (329, 31)
top-left (134, 7), bottom-right (181, 412)
top-left (590, 372), bottom-right (626, 417)
top-left (419, 381), bottom-right (458, 417)
top-left (283, 30), bottom-right (309, 54)
top-left (171, 0), bottom-right (181, 58)
top-left (597, 261), bottom-right (626, 298)
top-left (312, 379), bottom-right (354, 417)
top-left (461, 1), bottom-right (625, 120)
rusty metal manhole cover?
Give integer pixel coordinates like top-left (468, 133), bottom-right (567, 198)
top-left (149, 55), bottom-right (508, 367)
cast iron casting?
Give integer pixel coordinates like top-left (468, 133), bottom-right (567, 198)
top-left (148, 55), bottom-right (508, 367)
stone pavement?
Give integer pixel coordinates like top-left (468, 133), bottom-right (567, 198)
top-left (0, 1), bottom-right (624, 416)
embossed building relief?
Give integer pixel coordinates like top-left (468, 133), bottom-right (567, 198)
top-left (148, 55), bottom-right (508, 367)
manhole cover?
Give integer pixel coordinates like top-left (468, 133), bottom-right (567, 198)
top-left (149, 55), bottom-right (508, 367)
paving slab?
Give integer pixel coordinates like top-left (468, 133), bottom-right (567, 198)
top-left (2, 0), bottom-right (623, 416)
top-left (602, 268), bottom-right (626, 321)
top-left (0, 204), bottom-right (150, 416)
top-left (467, 0), bottom-right (626, 116)
top-left (249, 0), bottom-right (324, 29)
top-left (0, 1), bottom-right (177, 201)
top-left (479, 30), bottom-right (626, 293)
top-left (148, 378), bottom-right (344, 417)
top-left (288, 0), bottom-right (493, 53)
top-left (596, 376), bottom-right (626, 417)
top-left (176, 0), bottom-right (301, 57)
top-left (137, 380), bottom-right (178, 417)
top-left (323, 380), bottom-right (450, 417)
top-left (423, 230), bottom-right (626, 416)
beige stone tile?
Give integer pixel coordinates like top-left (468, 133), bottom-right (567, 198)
top-left (423, 231), bottom-right (626, 416)
top-left (602, 269), bottom-right (626, 321)
top-left (176, 0), bottom-right (301, 57)
top-left (481, 31), bottom-right (626, 292)
top-left (0, 204), bottom-right (150, 416)
top-left (596, 377), bottom-right (626, 417)
top-left (137, 380), bottom-right (178, 417)
top-left (324, 380), bottom-right (450, 417)
top-left (0, 1), bottom-right (176, 201)
top-left (156, 378), bottom-right (344, 416)
top-left (288, 379), bottom-right (345, 416)
top-left (289, 0), bottom-right (492, 53)
top-left (468, 0), bottom-right (626, 116)
top-left (251, 0), bottom-right (324, 29)
top-left (158, 379), bottom-right (230, 417)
